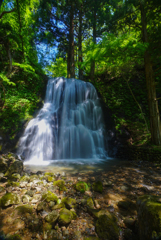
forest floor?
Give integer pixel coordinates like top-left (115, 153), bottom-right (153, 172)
top-left (0, 158), bottom-right (161, 240)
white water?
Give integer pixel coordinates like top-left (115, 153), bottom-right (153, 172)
top-left (18, 77), bottom-right (108, 165)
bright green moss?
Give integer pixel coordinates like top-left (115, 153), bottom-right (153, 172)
top-left (42, 191), bottom-right (58, 203)
top-left (53, 180), bottom-right (67, 191)
top-left (92, 181), bottom-right (103, 193)
top-left (75, 181), bottom-right (89, 193)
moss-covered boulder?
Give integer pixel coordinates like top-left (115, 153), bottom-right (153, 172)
top-left (41, 191), bottom-right (58, 203)
top-left (9, 173), bottom-right (21, 181)
top-left (62, 197), bottom-right (76, 209)
top-left (92, 181), bottom-right (103, 193)
top-left (0, 193), bottom-right (20, 208)
top-left (75, 181), bottom-right (88, 193)
top-left (53, 202), bottom-right (65, 210)
top-left (86, 197), bottom-right (95, 209)
top-left (6, 181), bottom-right (20, 187)
top-left (44, 210), bottom-right (59, 225)
top-left (29, 174), bottom-right (39, 182)
top-left (37, 202), bottom-right (49, 212)
top-left (96, 214), bottom-right (119, 240)
top-left (53, 180), bottom-right (67, 191)
top-left (19, 175), bottom-right (30, 182)
top-left (5, 160), bottom-right (23, 176)
top-left (0, 156), bottom-right (9, 173)
top-left (13, 204), bottom-right (33, 216)
top-left (137, 195), bottom-right (161, 240)
top-left (58, 208), bottom-right (73, 225)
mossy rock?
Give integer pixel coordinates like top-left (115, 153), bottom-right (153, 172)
top-left (53, 180), bottom-right (67, 191)
top-left (13, 204), bottom-right (33, 216)
top-left (96, 215), bottom-right (119, 240)
top-left (92, 181), bottom-right (103, 193)
top-left (53, 202), bottom-right (65, 210)
top-left (8, 173), bottom-right (21, 181)
top-left (0, 186), bottom-right (4, 192)
top-left (58, 208), bottom-right (73, 225)
top-left (47, 176), bottom-right (54, 182)
top-left (6, 181), bottom-right (20, 187)
top-left (0, 193), bottom-right (20, 208)
top-left (28, 217), bottom-right (42, 232)
top-left (19, 175), bottom-right (30, 182)
top-left (0, 156), bottom-right (9, 173)
top-left (70, 209), bottom-right (77, 220)
top-left (29, 174), bottom-right (39, 182)
top-left (44, 210), bottom-right (59, 225)
top-left (137, 195), bottom-right (161, 240)
top-left (42, 191), bottom-right (58, 203)
top-left (37, 201), bottom-right (49, 212)
top-left (86, 197), bottom-right (95, 209)
top-left (44, 172), bottom-right (55, 177)
top-left (62, 197), bottom-right (76, 209)
top-left (75, 181), bottom-right (88, 193)
top-left (43, 222), bottom-right (52, 231)
top-left (5, 160), bottom-right (23, 176)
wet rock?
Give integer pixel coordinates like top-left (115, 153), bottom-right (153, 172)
top-left (96, 214), bottom-right (119, 240)
top-left (86, 197), bottom-right (95, 209)
top-left (92, 181), bottom-right (103, 193)
top-left (75, 181), bottom-right (89, 193)
top-left (0, 156), bottom-right (9, 173)
top-left (5, 160), bottom-right (23, 176)
top-left (53, 180), bottom-right (67, 191)
top-left (19, 175), bottom-right (30, 182)
top-left (44, 210), bottom-right (59, 225)
top-left (37, 202), bottom-right (49, 212)
top-left (0, 193), bottom-right (20, 207)
top-left (13, 204), bottom-right (33, 216)
top-left (137, 195), bottom-right (161, 240)
top-left (62, 197), bottom-right (76, 209)
top-left (41, 191), bottom-right (58, 203)
top-left (58, 208), bottom-right (73, 225)
top-left (26, 190), bottom-right (34, 197)
top-left (22, 194), bottom-right (31, 203)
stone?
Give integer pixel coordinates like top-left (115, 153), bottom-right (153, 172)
top-left (53, 180), bottom-right (67, 191)
top-left (92, 181), bottom-right (103, 193)
top-left (86, 197), bottom-right (95, 209)
top-left (137, 195), bottom-right (161, 240)
top-left (58, 208), bottom-right (73, 225)
top-left (5, 160), bottom-right (23, 176)
top-left (0, 156), bottom-right (8, 173)
top-left (37, 202), bottom-right (49, 212)
top-left (0, 193), bottom-right (20, 207)
top-left (26, 190), bottom-right (34, 197)
top-left (75, 181), bottom-right (89, 193)
top-left (22, 195), bottom-right (31, 203)
top-left (96, 214), bottom-right (119, 240)
top-left (44, 210), bottom-right (59, 225)
top-left (41, 191), bottom-right (58, 203)
top-left (62, 197), bottom-right (76, 209)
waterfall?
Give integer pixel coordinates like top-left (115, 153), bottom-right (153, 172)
top-left (18, 77), bottom-right (107, 164)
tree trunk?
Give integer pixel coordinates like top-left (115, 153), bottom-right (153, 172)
top-left (140, 2), bottom-right (161, 145)
top-left (90, 8), bottom-right (96, 82)
top-left (67, 1), bottom-right (75, 78)
top-left (78, 4), bottom-right (83, 80)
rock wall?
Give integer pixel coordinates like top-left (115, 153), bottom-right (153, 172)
top-left (115, 146), bottom-right (161, 161)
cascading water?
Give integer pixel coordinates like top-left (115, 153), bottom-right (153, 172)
top-left (18, 77), bottom-right (108, 164)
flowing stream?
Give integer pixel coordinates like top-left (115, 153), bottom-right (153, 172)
top-left (18, 77), bottom-right (108, 165)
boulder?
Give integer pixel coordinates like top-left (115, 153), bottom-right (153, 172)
top-left (62, 197), bottom-right (76, 209)
top-left (5, 160), bottom-right (23, 176)
top-left (75, 181), bottom-right (89, 193)
top-left (58, 208), bottom-right (73, 225)
top-left (44, 210), bottom-right (59, 226)
top-left (96, 214), bottom-right (119, 240)
top-left (0, 193), bottom-right (20, 208)
top-left (92, 181), bottom-right (103, 193)
top-left (137, 195), bottom-right (161, 240)
top-left (41, 191), bottom-right (58, 203)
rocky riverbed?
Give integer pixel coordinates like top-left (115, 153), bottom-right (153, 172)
top-left (0, 153), bottom-right (161, 240)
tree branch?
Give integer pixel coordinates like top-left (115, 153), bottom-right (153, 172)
top-left (0, 8), bottom-right (16, 19)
